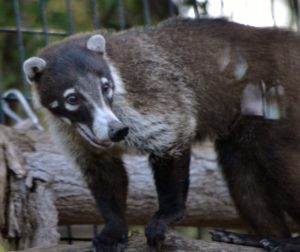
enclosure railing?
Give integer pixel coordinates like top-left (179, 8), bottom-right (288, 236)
top-left (0, 0), bottom-right (180, 126)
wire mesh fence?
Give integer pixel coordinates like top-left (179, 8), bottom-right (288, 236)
top-left (0, 0), bottom-right (179, 125)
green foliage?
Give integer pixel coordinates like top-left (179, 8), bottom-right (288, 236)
top-left (0, 240), bottom-right (10, 252)
top-left (0, 0), bottom-right (178, 125)
top-left (0, 0), bottom-right (174, 94)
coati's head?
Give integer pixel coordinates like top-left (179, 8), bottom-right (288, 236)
top-left (23, 34), bottom-right (129, 149)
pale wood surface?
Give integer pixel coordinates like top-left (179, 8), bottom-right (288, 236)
top-left (14, 231), bottom-right (264, 252)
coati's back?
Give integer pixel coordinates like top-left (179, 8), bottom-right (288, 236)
top-left (104, 18), bottom-right (300, 140)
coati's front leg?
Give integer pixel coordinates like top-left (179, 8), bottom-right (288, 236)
top-left (145, 148), bottom-right (191, 247)
top-left (81, 154), bottom-right (128, 252)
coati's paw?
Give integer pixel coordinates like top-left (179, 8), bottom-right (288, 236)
top-left (260, 238), bottom-right (300, 252)
top-left (145, 218), bottom-right (166, 247)
top-left (145, 217), bottom-right (166, 248)
top-left (210, 229), bottom-right (262, 247)
top-left (93, 225), bottom-right (128, 252)
top-left (145, 209), bottom-right (185, 247)
top-left (93, 235), bottom-right (127, 252)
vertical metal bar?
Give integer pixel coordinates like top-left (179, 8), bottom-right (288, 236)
top-left (13, 0), bottom-right (28, 96)
top-left (66, 0), bottom-right (74, 34)
top-left (0, 90), bottom-right (4, 124)
top-left (91, 0), bottom-right (100, 29)
top-left (93, 224), bottom-right (99, 236)
top-left (197, 227), bottom-right (203, 239)
top-left (168, 0), bottom-right (174, 17)
top-left (39, 0), bottom-right (48, 45)
top-left (270, 0), bottom-right (276, 27)
top-left (142, 0), bottom-right (151, 26)
top-left (220, 0), bottom-right (224, 16)
top-left (192, 0), bottom-right (200, 18)
top-left (117, 0), bottom-right (125, 30)
top-left (66, 225), bottom-right (73, 244)
top-left (294, 0), bottom-right (300, 31)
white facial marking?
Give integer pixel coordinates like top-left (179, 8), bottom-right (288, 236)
top-left (234, 56), bottom-right (248, 80)
top-left (61, 117), bottom-right (71, 125)
top-left (77, 88), bottom-right (120, 140)
top-left (49, 100), bottom-right (59, 108)
top-left (100, 77), bottom-right (113, 100)
top-left (65, 103), bottom-right (80, 111)
top-left (101, 77), bottom-right (108, 84)
top-left (63, 88), bottom-right (76, 98)
top-left (92, 105), bottom-right (120, 140)
top-left (92, 109), bottom-right (110, 140)
top-left (106, 60), bottom-right (126, 95)
top-left (107, 89), bottom-right (113, 100)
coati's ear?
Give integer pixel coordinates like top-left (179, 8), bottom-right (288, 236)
top-left (86, 34), bottom-right (106, 53)
top-left (23, 57), bottom-right (47, 84)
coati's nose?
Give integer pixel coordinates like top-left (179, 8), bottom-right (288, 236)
top-left (108, 121), bottom-right (129, 142)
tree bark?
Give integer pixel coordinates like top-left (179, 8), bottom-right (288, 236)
top-left (0, 124), bottom-right (284, 250)
top-left (14, 231), bottom-right (264, 252)
top-left (5, 125), bottom-right (242, 227)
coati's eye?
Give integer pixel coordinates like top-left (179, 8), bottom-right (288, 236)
top-left (102, 83), bottom-right (110, 94)
top-left (66, 94), bottom-right (79, 105)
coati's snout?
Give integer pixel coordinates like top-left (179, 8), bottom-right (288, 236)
top-left (108, 121), bottom-right (129, 142)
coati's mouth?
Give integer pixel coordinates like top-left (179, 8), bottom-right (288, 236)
top-left (76, 124), bottom-right (113, 149)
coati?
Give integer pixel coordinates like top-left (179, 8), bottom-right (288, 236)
top-left (23, 17), bottom-right (300, 251)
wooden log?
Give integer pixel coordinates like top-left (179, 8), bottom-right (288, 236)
top-left (0, 125), bottom-right (59, 250)
top-left (13, 231), bottom-right (264, 252)
top-left (17, 128), bottom-right (242, 228)
top-left (0, 124), bottom-right (276, 250)
top-left (0, 129), bottom-right (8, 241)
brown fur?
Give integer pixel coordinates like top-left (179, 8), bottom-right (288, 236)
top-left (24, 17), bottom-right (300, 251)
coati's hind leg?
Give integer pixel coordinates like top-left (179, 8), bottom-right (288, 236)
top-left (145, 148), bottom-right (191, 247)
top-left (268, 150), bottom-right (300, 252)
top-left (213, 117), bottom-right (291, 248)
top-left (82, 155), bottom-right (128, 252)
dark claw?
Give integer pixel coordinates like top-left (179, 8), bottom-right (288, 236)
top-left (210, 229), bottom-right (262, 247)
top-left (260, 238), bottom-right (300, 252)
top-left (210, 229), bottom-right (244, 244)
top-left (260, 238), bottom-right (281, 251)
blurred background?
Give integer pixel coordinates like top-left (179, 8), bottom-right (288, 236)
top-left (0, 0), bottom-right (300, 250)
top-left (0, 0), bottom-right (299, 125)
